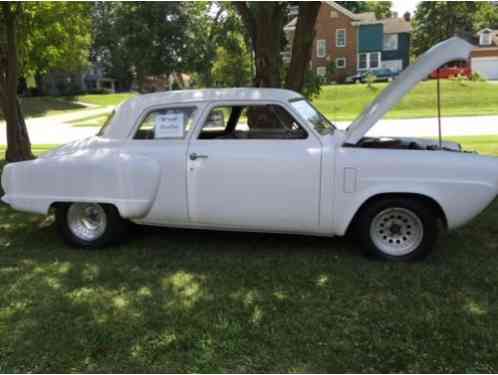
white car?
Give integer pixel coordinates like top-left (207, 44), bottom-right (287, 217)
top-left (1, 38), bottom-right (497, 260)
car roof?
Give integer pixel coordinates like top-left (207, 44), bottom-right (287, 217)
top-left (105, 88), bottom-right (304, 139)
top-left (124, 88), bottom-right (303, 107)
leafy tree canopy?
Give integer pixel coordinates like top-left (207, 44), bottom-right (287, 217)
top-left (412, 1), bottom-right (498, 56)
top-left (93, 2), bottom-right (189, 92)
top-left (26, 2), bottom-right (92, 76)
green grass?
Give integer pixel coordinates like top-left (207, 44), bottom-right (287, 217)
top-left (0, 140), bottom-right (497, 372)
top-left (314, 80), bottom-right (498, 122)
top-left (67, 114), bottom-right (110, 128)
top-left (0, 97), bottom-right (86, 121)
top-left (65, 93), bottom-right (136, 107)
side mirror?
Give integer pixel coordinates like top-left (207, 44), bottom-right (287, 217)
top-left (205, 110), bottom-right (225, 128)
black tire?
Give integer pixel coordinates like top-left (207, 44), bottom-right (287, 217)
top-left (55, 202), bottom-right (128, 249)
top-left (355, 197), bottom-right (439, 261)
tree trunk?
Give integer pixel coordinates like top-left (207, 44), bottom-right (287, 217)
top-left (285, 3), bottom-right (321, 93)
top-left (1, 3), bottom-right (34, 162)
top-left (136, 65), bottom-right (145, 93)
top-left (236, 2), bottom-right (285, 88)
top-left (5, 98), bottom-right (34, 162)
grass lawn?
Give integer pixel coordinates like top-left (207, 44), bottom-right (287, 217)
top-left (314, 80), bottom-right (498, 122)
top-left (0, 97), bottom-right (86, 121)
top-left (67, 114), bottom-right (110, 128)
top-left (0, 139), bottom-right (497, 372)
top-left (65, 93), bottom-right (136, 107)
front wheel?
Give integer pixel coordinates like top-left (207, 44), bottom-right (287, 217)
top-left (55, 202), bottom-right (127, 248)
top-left (355, 198), bottom-right (439, 261)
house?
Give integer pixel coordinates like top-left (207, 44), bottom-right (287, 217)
top-left (471, 28), bottom-right (498, 80)
top-left (41, 63), bottom-right (116, 96)
top-left (284, 2), bottom-right (412, 82)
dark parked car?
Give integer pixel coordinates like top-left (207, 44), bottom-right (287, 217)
top-left (345, 68), bottom-right (398, 84)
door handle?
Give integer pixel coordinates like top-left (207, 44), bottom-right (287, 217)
top-left (189, 152), bottom-right (208, 161)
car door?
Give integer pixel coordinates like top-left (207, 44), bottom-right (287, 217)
top-left (125, 104), bottom-right (200, 224)
top-left (186, 102), bottom-right (322, 233)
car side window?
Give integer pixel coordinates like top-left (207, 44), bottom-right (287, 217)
top-left (198, 105), bottom-right (307, 140)
top-left (134, 107), bottom-right (196, 140)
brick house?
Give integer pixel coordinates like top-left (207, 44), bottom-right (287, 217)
top-left (284, 2), bottom-right (412, 82)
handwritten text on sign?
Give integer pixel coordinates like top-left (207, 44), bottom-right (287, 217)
top-left (155, 112), bottom-right (184, 138)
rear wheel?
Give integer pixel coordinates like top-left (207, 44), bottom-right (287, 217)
top-left (55, 202), bottom-right (127, 248)
top-left (355, 197), bottom-right (439, 261)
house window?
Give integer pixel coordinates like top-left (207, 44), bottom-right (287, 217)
top-left (383, 34), bottom-right (399, 51)
top-left (316, 66), bottom-right (327, 77)
top-left (336, 29), bottom-right (346, 47)
top-left (480, 30), bottom-right (492, 46)
top-left (358, 52), bottom-right (382, 70)
top-left (317, 39), bottom-right (327, 58)
top-left (370, 52), bottom-right (381, 69)
top-left (335, 57), bottom-right (346, 69)
top-left (358, 53), bottom-right (368, 70)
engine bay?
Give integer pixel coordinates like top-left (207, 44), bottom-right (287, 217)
top-left (355, 137), bottom-right (464, 152)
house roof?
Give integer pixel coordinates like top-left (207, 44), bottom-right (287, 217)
top-left (382, 17), bottom-right (413, 34)
top-left (284, 2), bottom-right (377, 30)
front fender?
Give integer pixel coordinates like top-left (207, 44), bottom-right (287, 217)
top-left (334, 179), bottom-right (496, 236)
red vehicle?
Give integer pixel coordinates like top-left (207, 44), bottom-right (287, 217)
top-left (430, 60), bottom-right (471, 79)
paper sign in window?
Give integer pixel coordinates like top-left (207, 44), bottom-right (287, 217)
top-left (155, 112), bottom-right (184, 139)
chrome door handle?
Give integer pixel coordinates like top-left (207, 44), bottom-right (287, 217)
top-left (189, 152), bottom-right (208, 161)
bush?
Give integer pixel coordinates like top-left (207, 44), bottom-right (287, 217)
top-left (470, 72), bottom-right (486, 82)
top-left (451, 73), bottom-right (469, 86)
top-left (302, 70), bottom-right (323, 99)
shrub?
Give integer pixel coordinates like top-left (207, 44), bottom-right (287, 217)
top-left (451, 73), bottom-right (469, 86)
top-left (302, 70), bottom-right (323, 99)
top-left (470, 71), bottom-right (486, 82)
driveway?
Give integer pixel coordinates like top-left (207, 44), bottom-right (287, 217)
top-left (1, 111), bottom-right (497, 145)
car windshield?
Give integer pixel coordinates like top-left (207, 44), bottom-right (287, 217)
top-left (96, 110), bottom-right (115, 137)
top-left (290, 99), bottom-right (335, 135)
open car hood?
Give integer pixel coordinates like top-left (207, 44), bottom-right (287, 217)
top-left (344, 37), bottom-right (475, 145)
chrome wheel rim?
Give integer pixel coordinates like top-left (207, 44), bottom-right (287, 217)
top-left (370, 208), bottom-right (424, 256)
top-left (67, 203), bottom-right (107, 241)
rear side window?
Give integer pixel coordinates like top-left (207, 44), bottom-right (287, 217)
top-left (134, 107), bottom-right (196, 140)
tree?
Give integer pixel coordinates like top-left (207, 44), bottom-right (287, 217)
top-left (473, 2), bottom-right (498, 30)
top-left (366, 1), bottom-right (392, 19)
top-left (412, 1), bottom-right (481, 56)
top-left (1, 3), bottom-right (33, 162)
top-left (28, 2), bottom-right (92, 94)
top-left (93, 2), bottom-right (189, 93)
top-left (285, 3), bottom-right (321, 92)
top-left (0, 2), bottom-right (92, 162)
top-left (184, 2), bottom-right (250, 88)
top-left (235, 2), bottom-right (321, 92)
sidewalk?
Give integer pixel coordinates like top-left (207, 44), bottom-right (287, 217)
top-left (0, 106), bottom-right (113, 145)
top-left (1, 110), bottom-right (497, 145)
top-left (335, 115), bottom-right (498, 138)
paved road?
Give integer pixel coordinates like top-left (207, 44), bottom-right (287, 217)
top-left (0, 109), bottom-right (497, 145)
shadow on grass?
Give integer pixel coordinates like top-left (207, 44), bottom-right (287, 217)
top-left (0, 97), bottom-right (86, 121)
top-left (0, 198), bottom-right (498, 372)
